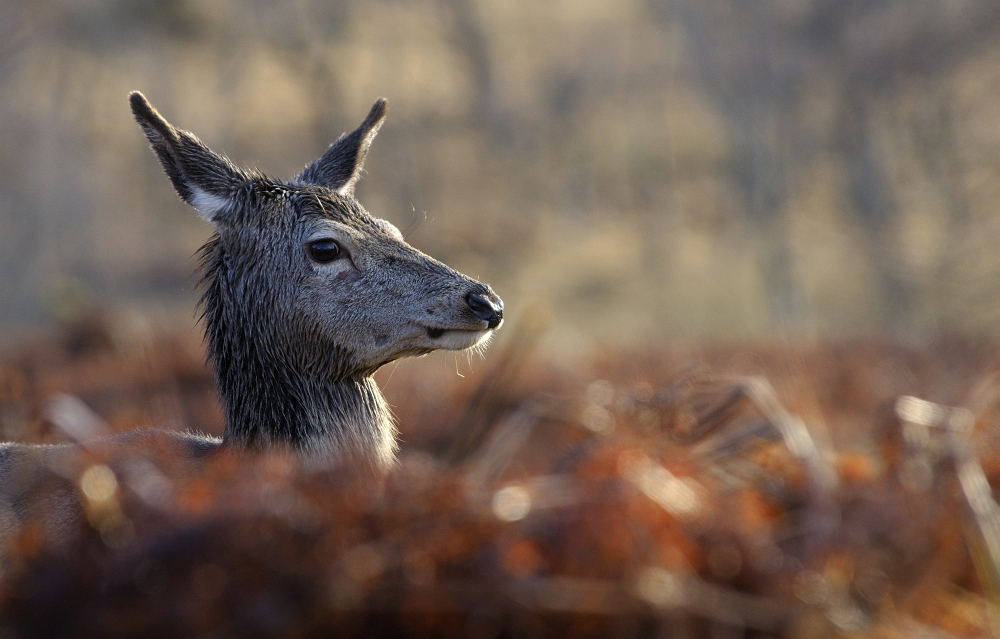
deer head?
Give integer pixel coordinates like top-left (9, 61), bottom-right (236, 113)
top-left (129, 92), bottom-right (503, 472)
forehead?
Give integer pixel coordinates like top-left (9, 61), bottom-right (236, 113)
top-left (287, 187), bottom-right (403, 239)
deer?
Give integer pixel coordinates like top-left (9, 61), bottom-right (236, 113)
top-left (0, 93), bottom-right (503, 545)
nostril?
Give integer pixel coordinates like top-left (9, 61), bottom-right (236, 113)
top-left (467, 293), bottom-right (503, 328)
top-left (466, 294), bottom-right (494, 319)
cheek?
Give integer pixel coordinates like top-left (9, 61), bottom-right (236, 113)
top-left (302, 261), bottom-right (359, 290)
top-left (335, 269), bottom-right (361, 284)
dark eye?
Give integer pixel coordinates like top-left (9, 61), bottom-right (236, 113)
top-left (307, 239), bottom-right (342, 263)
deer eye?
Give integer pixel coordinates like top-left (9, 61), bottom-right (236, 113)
top-left (307, 239), bottom-right (342, 263)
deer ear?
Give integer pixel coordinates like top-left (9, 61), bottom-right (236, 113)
top-left (129, 91), bottom-right (246, 224)
top-left (295, 98), bottom-right (387, 196)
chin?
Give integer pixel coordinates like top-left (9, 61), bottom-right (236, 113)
top-left (432, 329), bottom-right (494, 351)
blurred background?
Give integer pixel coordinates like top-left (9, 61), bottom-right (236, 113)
top-left (3, 0), bottom-right (1000, 356)
top-left (7, 5), bottom-right (1000, 634)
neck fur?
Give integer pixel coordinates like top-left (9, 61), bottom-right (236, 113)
top-left (221, 373), bottom-right (397, 472)
top-left (199, 236), bottom-right (397, 473)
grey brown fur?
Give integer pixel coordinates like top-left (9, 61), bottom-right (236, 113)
top-left (0, 94), bottom-right (502, 540)
top-left (130, 91), bottom-right (503, 472)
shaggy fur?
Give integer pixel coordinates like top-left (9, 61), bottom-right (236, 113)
top-left (128, 91), bottom-right (503, 473)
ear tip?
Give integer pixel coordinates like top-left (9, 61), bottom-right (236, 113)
top-left (368, 98), bottom-right (388, 123)
top-left (128, 91), bottom-right (150, 112)
top-left (128, 91), bottom-right (160, 126)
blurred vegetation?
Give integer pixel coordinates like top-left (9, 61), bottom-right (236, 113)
top-left (3, 0), bottom-right (1000, 351)
top-left (6, 318), bottom-right (1000, 637)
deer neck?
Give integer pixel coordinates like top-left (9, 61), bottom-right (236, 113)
top-left (218, 366), bottom-right (397, 471)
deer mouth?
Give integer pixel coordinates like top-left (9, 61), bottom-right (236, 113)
top-left (422, 326), bottom-right (493, 350)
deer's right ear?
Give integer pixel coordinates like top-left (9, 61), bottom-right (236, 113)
top-left (129, 91), bottom-right (245, 224)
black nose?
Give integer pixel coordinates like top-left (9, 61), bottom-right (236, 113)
top-left (467, 291), bottom-right (504, 329)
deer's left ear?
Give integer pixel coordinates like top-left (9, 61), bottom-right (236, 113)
top-left (295, 99), bottom-right (387, 196)
top-left (130, 91), bottom-right (247, 225)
